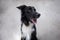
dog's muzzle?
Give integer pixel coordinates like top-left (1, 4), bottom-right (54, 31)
top-left (30, 13), bottom-right (40, 24)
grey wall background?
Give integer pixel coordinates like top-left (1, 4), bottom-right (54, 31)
top-left (0, 0), bottom-right (60, 40)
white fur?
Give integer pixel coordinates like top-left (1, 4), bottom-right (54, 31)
top-left (21, 22), bottom-right (35, 40)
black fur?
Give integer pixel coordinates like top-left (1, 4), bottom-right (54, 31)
top-left (31, 25), bottom-right (37, 40)
top-left (17, 5), bottom-right (40, 40)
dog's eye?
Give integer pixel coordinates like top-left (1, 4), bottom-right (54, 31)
top-left (34, 9), bottom-right (36, 11)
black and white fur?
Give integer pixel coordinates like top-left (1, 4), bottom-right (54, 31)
top-left (17, 5), bottom-right (40, 40)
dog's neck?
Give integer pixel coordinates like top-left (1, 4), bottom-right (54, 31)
top-left (21, 22), bottom-right (35, 40)
top-left (22, 22), bottom-right (34, 27)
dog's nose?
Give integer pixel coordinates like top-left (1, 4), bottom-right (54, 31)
top-left (37, 14), bottom-right (40, 18)
top-left (38, 14), bottom-right (40, 17)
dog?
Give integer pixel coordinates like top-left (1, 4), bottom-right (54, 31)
top-left (17, 5), bottom-right (40, 40)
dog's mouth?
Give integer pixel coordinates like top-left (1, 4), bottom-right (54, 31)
top-left (30, 18), bottom-right (37, 24)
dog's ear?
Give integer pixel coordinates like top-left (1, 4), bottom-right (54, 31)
top-left (17, 5), bottom-right (27, 10)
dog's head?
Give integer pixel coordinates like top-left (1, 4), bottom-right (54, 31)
top-left (17, 5), bottom-right (41, 26)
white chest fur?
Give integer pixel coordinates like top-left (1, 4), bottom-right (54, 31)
top-left (21, 22), bottom-right (35, 40)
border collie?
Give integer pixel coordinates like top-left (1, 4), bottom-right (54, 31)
top-left (17, 5), bottom-right (40, 40)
